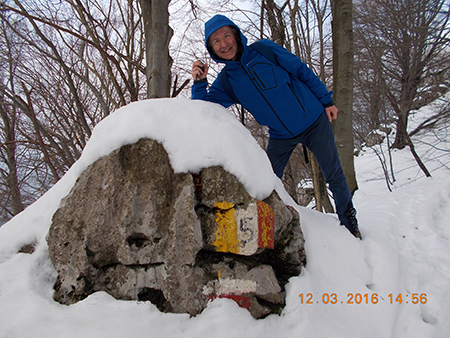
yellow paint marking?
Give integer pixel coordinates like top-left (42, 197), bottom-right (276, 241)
top-left (213, 201), bottom-right (240, 254)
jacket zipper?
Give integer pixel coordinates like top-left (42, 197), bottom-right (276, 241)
top-left (251, 69), bottom-right (266, 89)
top-left (241, 64), bottom-right (294, 137)
top-left (286, 82), bottom-right (306, 113)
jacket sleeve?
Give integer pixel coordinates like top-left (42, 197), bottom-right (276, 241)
top-left (191, 75), bottom-right (237, 108)
top-left (258, 39), bottom-right (334, 106)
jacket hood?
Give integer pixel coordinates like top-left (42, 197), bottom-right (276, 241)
top-left (204, 15), bottom-right (247, 63)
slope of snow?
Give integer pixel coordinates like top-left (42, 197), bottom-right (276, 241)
top-left (0, 97), bottom-right (449, 338)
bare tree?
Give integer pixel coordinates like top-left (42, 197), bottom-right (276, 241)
top-left (1, 16), bottom-right (26, 221)
top-left (0, 88), bottom-right (24, 218)
top-left (331, 0), bottom-right (357, 193)
top-left (0, 0), bottom-right (201, 223)
top-left (0, 0), bottom-right (150, 223)
top-left (354, 0), bottom-right (450, 177)
top-left (261, 0), bottom-right (289, 47)
top-left (140, 0), bottom-right (173, 98)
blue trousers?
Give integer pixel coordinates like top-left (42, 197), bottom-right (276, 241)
top-left (266, 111), bottom-right (353, 227)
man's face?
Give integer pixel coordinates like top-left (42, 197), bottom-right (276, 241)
top-left (209, 26), bottom-right (238, 61)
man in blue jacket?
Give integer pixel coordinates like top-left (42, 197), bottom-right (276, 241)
top-left (191, 14), bottom-right (361, 239)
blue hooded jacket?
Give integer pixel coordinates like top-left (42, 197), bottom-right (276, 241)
top-left (191, 14), bottom-right (334, 139)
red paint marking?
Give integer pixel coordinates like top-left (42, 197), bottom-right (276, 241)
top-left (257, 201), bottom-right (275, 249)
top-left (209, 294), bottom-right (251, 310)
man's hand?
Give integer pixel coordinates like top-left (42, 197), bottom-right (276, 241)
top-left (191, 61), bottom-right (209, 81)
top-left (325, 105), bottom-right (338, 122)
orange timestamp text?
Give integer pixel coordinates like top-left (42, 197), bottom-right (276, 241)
top-left (299, 293), bottom-right (428, 305)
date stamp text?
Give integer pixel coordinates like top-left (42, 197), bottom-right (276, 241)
top-left (299, 293), bottom-right (428, 305)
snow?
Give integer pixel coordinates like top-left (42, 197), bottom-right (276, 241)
top-left (1, 97), bottom-right (449, 338)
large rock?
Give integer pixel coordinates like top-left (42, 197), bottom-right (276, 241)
top-left (47, 138), bottom-right (305, 318)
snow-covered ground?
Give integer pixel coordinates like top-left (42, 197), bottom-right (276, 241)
top-left (0, 97), bottom-right (449, 338)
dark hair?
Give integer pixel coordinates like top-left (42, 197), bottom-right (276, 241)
top-left (230, 26), bottom-right (241, 43)
top-left (230, 26), bottom-right (243, 60)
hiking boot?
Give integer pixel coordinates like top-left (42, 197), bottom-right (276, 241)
top-left (344, 207), bottom-right (362, 239)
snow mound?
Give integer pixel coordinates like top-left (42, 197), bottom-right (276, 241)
top-left (0, 98), bottom-right (289, 259)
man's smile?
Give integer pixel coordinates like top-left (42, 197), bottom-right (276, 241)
top-left (209, 26), bottom-right (238, 61)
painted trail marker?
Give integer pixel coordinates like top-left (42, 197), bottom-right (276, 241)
top-left (212, 200), bottom-right (274, 256)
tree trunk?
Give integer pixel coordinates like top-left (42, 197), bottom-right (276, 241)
top-left (392, 111), bottom-right (409, 149)
top-left (1, 27), bottom-right (24, 218)
top-left (262, 0), bottom-right (287, 47)
top-left (0, 105), bottom-right (24, 216)
top-left (140, 0), bottom-right (173, 98)
top-left (282, 162), bottom-right (299, 204)
top-left (310, 151), bottom-right (334, 213)
top-left (331, 0), bottom-right (358, 194)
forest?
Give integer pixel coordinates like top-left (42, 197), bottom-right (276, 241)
top-left (1, 0), bottom-right (449, 225)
